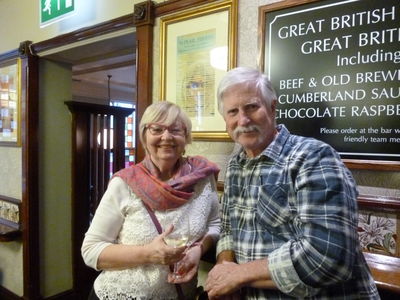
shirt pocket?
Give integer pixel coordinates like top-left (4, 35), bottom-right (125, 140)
top-left (256, 184), bottom-right (294, 229)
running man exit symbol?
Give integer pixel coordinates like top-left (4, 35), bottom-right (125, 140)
top-left (40, 0), bottom-right (75, 27)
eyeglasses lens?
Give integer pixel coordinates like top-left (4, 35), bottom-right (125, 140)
top-left (147, 124), bottom-right (184, 136)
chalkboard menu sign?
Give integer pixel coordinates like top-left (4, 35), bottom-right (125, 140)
top-left (260, 0), bottom-right (399, 161)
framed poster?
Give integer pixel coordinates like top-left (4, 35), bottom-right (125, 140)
top-left (160, 0), bottom-right (237, 141)
top-left (0, 59), bottom-right (21, 146)
top-left (259, 0), bottom-right (400, 163)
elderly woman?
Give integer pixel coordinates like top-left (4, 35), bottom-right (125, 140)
top-left (82, 101), bottom-right (220, 300)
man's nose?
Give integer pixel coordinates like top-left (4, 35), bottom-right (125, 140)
top-left (237, 111), bottom-right (250, 126)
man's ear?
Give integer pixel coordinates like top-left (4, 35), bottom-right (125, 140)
top-left (271, 99), bottom-right (277, 111)
top-left (270, 99), bottom-right (277, 119)
top-left (270, 99), bottom-right (278, 116)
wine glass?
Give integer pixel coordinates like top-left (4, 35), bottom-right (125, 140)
top-left (163, 213), bottom-right (190, 278)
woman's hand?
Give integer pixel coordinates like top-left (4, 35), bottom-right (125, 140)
top-left (146, 225), bottom-right (186, 265)
top-left (167, 243), bottom-right (202, 283)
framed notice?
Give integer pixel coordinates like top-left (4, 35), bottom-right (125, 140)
top-left (160, 0), bottom-right (237, 141)
top-left (0, 59), bottom-right (21, 146)
top-left (259, 0), bottom-right (400, 163)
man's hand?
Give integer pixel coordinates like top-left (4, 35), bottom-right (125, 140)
top-left (205, 261), bottom-right (243, 298)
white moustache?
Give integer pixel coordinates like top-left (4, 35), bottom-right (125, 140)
top-left (233, 125), bottom-right (261, 139)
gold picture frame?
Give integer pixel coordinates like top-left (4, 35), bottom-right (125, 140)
top-left (0, 59), bottom-right (21, 146)
top-left (160, 0), bottom-right (237, 141)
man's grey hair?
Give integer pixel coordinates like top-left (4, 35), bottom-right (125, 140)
top-left (217, 67), bottom-right (277, 115)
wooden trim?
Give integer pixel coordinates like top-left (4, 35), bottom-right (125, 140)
top-left (0, 195), bottom-right (20, 204)
top-left (44, 289), bottom-right (76, 300)
top-left (217, 181), bottom-right (400, 212)
top-left (0, 195), bottom-right (21, 242)
top-left (133, 1), bottom-right (155, 162)
top-left (0, 217), bottom-right (19, 230)
top-left (134, 25), bottom-right (153, 162)
top-left (363, 252), bottom-right (400, 294)
top-left (216, 181), bottom-right (224, 192)
top-left (358, 195), bottom-right (400, 212)
top-left (258, 0), bottom-right (319, 71)
top-left (0, 224), bottom-right (21, 242)
top-left (72, 59), bottom-right (136, 76)
top-left (19, 41), bottom-right (41, 300)
top-left (155, 0), bottom-right (220, 17)
top-left (343, 159), bottom-right (400, 171)
top-left (0, 49), bottom-right (19, 63)
top-left (68, 104), bottom-right (95, 297)
top-left (31, 14), bottom-right (134, 54)
top-left (0, 285), bottom-right (20, 300)
top-left (65, 101), bottom-right (134, 116)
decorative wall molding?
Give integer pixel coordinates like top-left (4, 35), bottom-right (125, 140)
top-left (133, 1), bottom-right (155, 26)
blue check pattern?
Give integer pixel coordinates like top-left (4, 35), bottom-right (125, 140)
top-left (217, 124), bottom-right (379, 299)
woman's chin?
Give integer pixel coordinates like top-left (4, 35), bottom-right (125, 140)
top-left (157, 153), bottom-right (180, 162)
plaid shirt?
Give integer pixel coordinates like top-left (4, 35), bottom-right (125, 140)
top-left (217, 125), bottom-right (379, 299)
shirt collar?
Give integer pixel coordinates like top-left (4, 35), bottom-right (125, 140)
top-left (262, 124), bottom-right (290, 162)
top-left (233, 124), bottom-right (290, 164)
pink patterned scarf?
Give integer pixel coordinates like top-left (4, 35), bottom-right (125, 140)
top-left (113, 156), bottom-right (219, 211)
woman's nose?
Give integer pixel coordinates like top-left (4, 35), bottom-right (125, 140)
top-left (160, 129), bottom-right (173, 139)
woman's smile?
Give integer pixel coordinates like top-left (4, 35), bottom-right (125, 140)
top-left (158, 143), bottom-right (175, 149)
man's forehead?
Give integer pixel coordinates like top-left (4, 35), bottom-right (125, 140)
top-left (223, 95), bottom-right (262, 107)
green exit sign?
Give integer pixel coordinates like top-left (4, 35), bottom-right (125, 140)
top-left (40, 0), bottom-right (75, 27)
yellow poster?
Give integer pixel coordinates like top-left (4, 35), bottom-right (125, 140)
top-left (176, 29), bottom-right (216, 119)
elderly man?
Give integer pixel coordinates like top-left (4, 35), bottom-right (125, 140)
top-left (205, 67), bottom-right (379, 299)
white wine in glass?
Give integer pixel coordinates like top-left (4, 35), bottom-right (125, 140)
top-left (163, 213), bottom-right (190, 278)
top-left (164, 235), bottom-right (189, 248)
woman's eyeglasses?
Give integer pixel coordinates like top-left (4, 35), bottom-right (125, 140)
top-left (146, 123), bottom-right (185, 137)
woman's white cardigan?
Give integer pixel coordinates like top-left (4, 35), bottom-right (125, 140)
top-left (81, 175), bottom-right (220, 300)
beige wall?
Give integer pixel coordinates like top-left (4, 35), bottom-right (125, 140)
top-left (38, 59), bottom-right (73, 297)
top-left (0, 242), bottom-right (23, 296)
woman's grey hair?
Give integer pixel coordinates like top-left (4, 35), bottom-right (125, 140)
top-left (139, 101), bottom-right (192, 146)
top-left (217, 67), bottom-right (277, 115)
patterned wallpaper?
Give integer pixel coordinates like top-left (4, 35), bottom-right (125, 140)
top-left (358, 210), bottom-right (399, 256)
top-left (0, 147), bottom-right (22, 199)
top-left (186, 141), bottom-right (236, 182)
